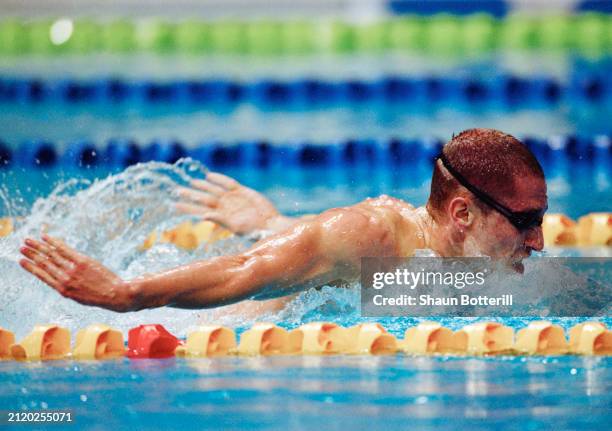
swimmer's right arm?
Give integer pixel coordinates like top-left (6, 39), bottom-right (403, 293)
top-left (19, 206), bottom-right (401, 312)
top-left (177, 172), bottom-right (312, 235)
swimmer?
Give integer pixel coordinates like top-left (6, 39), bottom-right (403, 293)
top-left (19, 128), bottom-right (547, 312)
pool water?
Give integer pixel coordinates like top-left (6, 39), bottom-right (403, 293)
top-left (1, 353), bottom-right (611, 431)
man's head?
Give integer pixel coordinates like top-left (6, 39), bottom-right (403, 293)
top-left (426, 128), bottom-right (548, 272)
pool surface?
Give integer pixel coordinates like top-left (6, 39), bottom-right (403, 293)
top-left (1, 353), bottom-right (611, 431)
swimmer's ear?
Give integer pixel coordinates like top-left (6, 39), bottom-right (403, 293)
top-left (447, 196), bottom-right (473, 229)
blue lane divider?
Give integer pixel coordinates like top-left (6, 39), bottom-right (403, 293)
top-left (388, 0), bottom-right (509, 17)
top-left (576, 0), bottom-right (612, 13)
top-left (1, 73), bottom-right (611, 106)
top-left (14, 140), bottom-right (58, 167)
top-left (0, 136), bottom-right (609, 170)
top-left (105, 138), bottom-right (141, 167)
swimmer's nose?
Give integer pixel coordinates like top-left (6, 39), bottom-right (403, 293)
top-left (524, 226), bottom-right (544, 251)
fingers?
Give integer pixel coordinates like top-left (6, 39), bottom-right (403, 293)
top-left (41, 234), bottom-right (83, 264)
top-left (191, 179), bottom-right (225, 197)
top-left (24, 238), bottom-right (73, 270)
top-left (176, 202), bottom-right (206, 216)
top-left (19, 258), bottom-right (64, 291)
top-left (199, 211), bottom-right (224, 225)
top-left (20, 246), bottom-right (68, 282)
top-left (206, 172), bottom-right (240, 190)
top-left (177, 187), bottom-right (218, 207)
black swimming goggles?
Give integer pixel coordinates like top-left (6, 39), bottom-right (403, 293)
top-left (437, 153), bottom-right (547, 231)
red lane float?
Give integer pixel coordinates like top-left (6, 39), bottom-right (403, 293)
top-left (127, 324), bottom-right (182, 359)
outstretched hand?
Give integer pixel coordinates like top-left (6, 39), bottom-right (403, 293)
top-left (19, 234), bottom-right (135, 312)
top-left (176, 172), bottom-right (281, 235)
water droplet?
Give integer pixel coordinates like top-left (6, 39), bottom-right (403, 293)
top-left (570, 368), bottom-right (577, 375)
top-left (415, 396), bottom-right (428, 404)
top-left (80, 394), bottom-right (88, 402)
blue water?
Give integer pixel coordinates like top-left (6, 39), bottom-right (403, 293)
top-left (1, 353), bottom-right (611, 431)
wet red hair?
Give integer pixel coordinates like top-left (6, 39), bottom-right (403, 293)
top-left (427, 128), bottom-right (544, 218)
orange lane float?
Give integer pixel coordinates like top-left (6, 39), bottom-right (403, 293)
top-left (344, 323), bottom-right (398, 355)
top-left (542, 214), bottom-right (578, 247)
top-left (514, 321), bottom-right (568, 355)
top-left (288, 322), bottom-right (350, 355)
top-left (0, 327), bottom-right (16, 360)
top-left (569, 322), bottom-right (612, 355)
top-left (175, 325), bottom-right (237, 357)
top-left (452, 322), bottom-right (514, 355)
top-left (73, 324), bottom-right (126, 360)
top-left (10, 325), bottom-right (71, 361)
top-left (127, 324), bottom-right (182, 359)
top-left (0, 218), bottom-right (12, 237)
top-left (401, 321), bottom-right (454, 354)
top-left (141, 221), bottom-right (233, 251)
top-left (237, 323), bottom-right (296, 355)
top-left (577, 213), bottom-right (612, 246)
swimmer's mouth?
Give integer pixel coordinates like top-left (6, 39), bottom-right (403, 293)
top-left (511, 261), bottom-right (525, 274)
top-left (511, 249), bottom-right (532, 274)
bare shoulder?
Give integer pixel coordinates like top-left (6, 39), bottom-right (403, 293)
top-left (315, 196), bottom-right (419, 259)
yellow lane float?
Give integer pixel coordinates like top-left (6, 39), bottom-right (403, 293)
top-left (569, 322), bottom-right (612, 355)
top-left (141, 221), bottom-right (233, 251)
top-left (237, 323), bottom-right (295, 355)
top-left (10, 325), bottom-right (71, 361)
top-left (344, 323), bottom-right (398, 355)
top-left (577, 213), bottom-right (612, 246)
top-left (401, 321), bottom-right (454, 354)
top-left (0, 327), bottom-right (16, 360)
top-left (73, 324), bottom-right (125, 360)
top-left (288, 322), bottom-right (349, 354)
top-left (452, 322), bottom-right (514, 355)
top-left (542, 214), bottom-right (578, 246)
top-left (541, 212), bottom-right (612, 247)
top-left (0, 218), bottom-right (13, 237)
top-left (514, 321), bottom-right (568, 355)
top-left (175, 325), bottom-right (237, 357)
